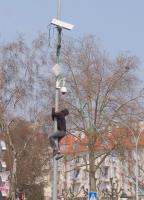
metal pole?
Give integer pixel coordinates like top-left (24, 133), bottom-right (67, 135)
top-left (52, 87), bottom-right (59, 200)
top-left (52, 1), bottom-right (62, 199)
top-left (136, 140), bottom-right (139, 200)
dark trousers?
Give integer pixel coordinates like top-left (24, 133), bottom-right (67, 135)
top-left (48, 130), bottom-right (65, 150)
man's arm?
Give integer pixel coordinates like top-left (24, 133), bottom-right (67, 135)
top-left (52, 107), bottom-right (61, 120)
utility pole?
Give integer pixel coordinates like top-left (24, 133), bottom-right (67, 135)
top-left (52, 2), bottom-right (62, 200)
top-left (50, 1), bottom-right (74, 199)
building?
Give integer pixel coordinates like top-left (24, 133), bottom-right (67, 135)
top-left (0, 141), bottom-right (9, 199)
top-left (44, 126), bottom-right (144, 200)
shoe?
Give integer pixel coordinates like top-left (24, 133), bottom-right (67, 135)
top-left (57, 150), bottom-right (60, 154)
top-left (55, 154), bottom-right (63, 160)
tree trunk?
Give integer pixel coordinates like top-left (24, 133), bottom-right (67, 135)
top-left (6, 127), bottom-right (17, 200)
top-left (88, 130), bottom-right (97, 192)
top-left (89, 150), bottom-right (96, 191)
top-left (10, 157), bottom-right (17, 200)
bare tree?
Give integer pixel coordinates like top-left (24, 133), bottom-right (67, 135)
top-left (0, 34), bottom-right (52, 200)
top-left (4, 119), bottom-right (50, 200)
top-left (4, 33), bottom-right (143, 197)
top-left (56, 36), bottom-right (144, 191)
top-left (100, 177), bottom-right (122, 200)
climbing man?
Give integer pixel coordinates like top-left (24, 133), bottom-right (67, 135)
top-left (48, 107), bottom-right (69, 156)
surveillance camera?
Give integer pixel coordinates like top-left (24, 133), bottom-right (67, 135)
top-left (51, 18), bottom-right (74, 30)
top-left (60, 86), bottom-right (67, 95)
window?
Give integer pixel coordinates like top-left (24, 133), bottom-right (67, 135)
top-left (100, 138), bottom-right (108, 145)
top-left (113, 167), bottom-right (116, 178)
top-left (73, 183), bottom-right (80, 193)
top-left (71, 168), bottom-right (80, 179)
top-left (103, 166), bottom-right (109, 178)
top-left (75, 156), bottom-right (80, 163)
top-left (74, 168), bottom-right (80, 178)
top-left (138, 165), bottom-right (141, 176)
top-left (73, 143), bottom-right (79, 150)
top-left (82, 169), bottom-right (87, 180)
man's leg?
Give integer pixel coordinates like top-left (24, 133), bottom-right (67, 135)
top-left (48, 135), bottom-right (57, 150)
top-left (55, 135), bottom-right (66, 160)
top-left (48, 135), bottom-right (59, 156)
top-left (48, 131), bottom-right (65, 150)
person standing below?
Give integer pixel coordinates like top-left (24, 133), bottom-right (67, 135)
top-left (48, 107), bottom-right (69, 155)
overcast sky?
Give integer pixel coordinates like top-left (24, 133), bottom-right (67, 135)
top-left (0, 0), bottom-right (144, 78)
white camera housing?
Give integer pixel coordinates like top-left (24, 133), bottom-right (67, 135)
top-left (51, 18), bottom-right (74, 30)
top-left (60, 86), bottom-right (67, 95)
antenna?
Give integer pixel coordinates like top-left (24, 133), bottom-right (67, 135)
top-left (57, 0), bottom-right (61, 20)
top-left (51, 0), bottom-right (74, 31)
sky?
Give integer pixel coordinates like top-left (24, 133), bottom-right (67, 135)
top-left (0, 0), bottom-right (144, 78)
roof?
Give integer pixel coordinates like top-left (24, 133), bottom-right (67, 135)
top-left (59, 128), bottom-right (144, 154)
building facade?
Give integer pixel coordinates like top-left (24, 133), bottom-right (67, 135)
top-left (44, 130), bottom-right (144, 200)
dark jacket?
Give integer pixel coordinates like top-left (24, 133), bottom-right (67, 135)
top-left (52, 108), bottom-right (69, 131)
